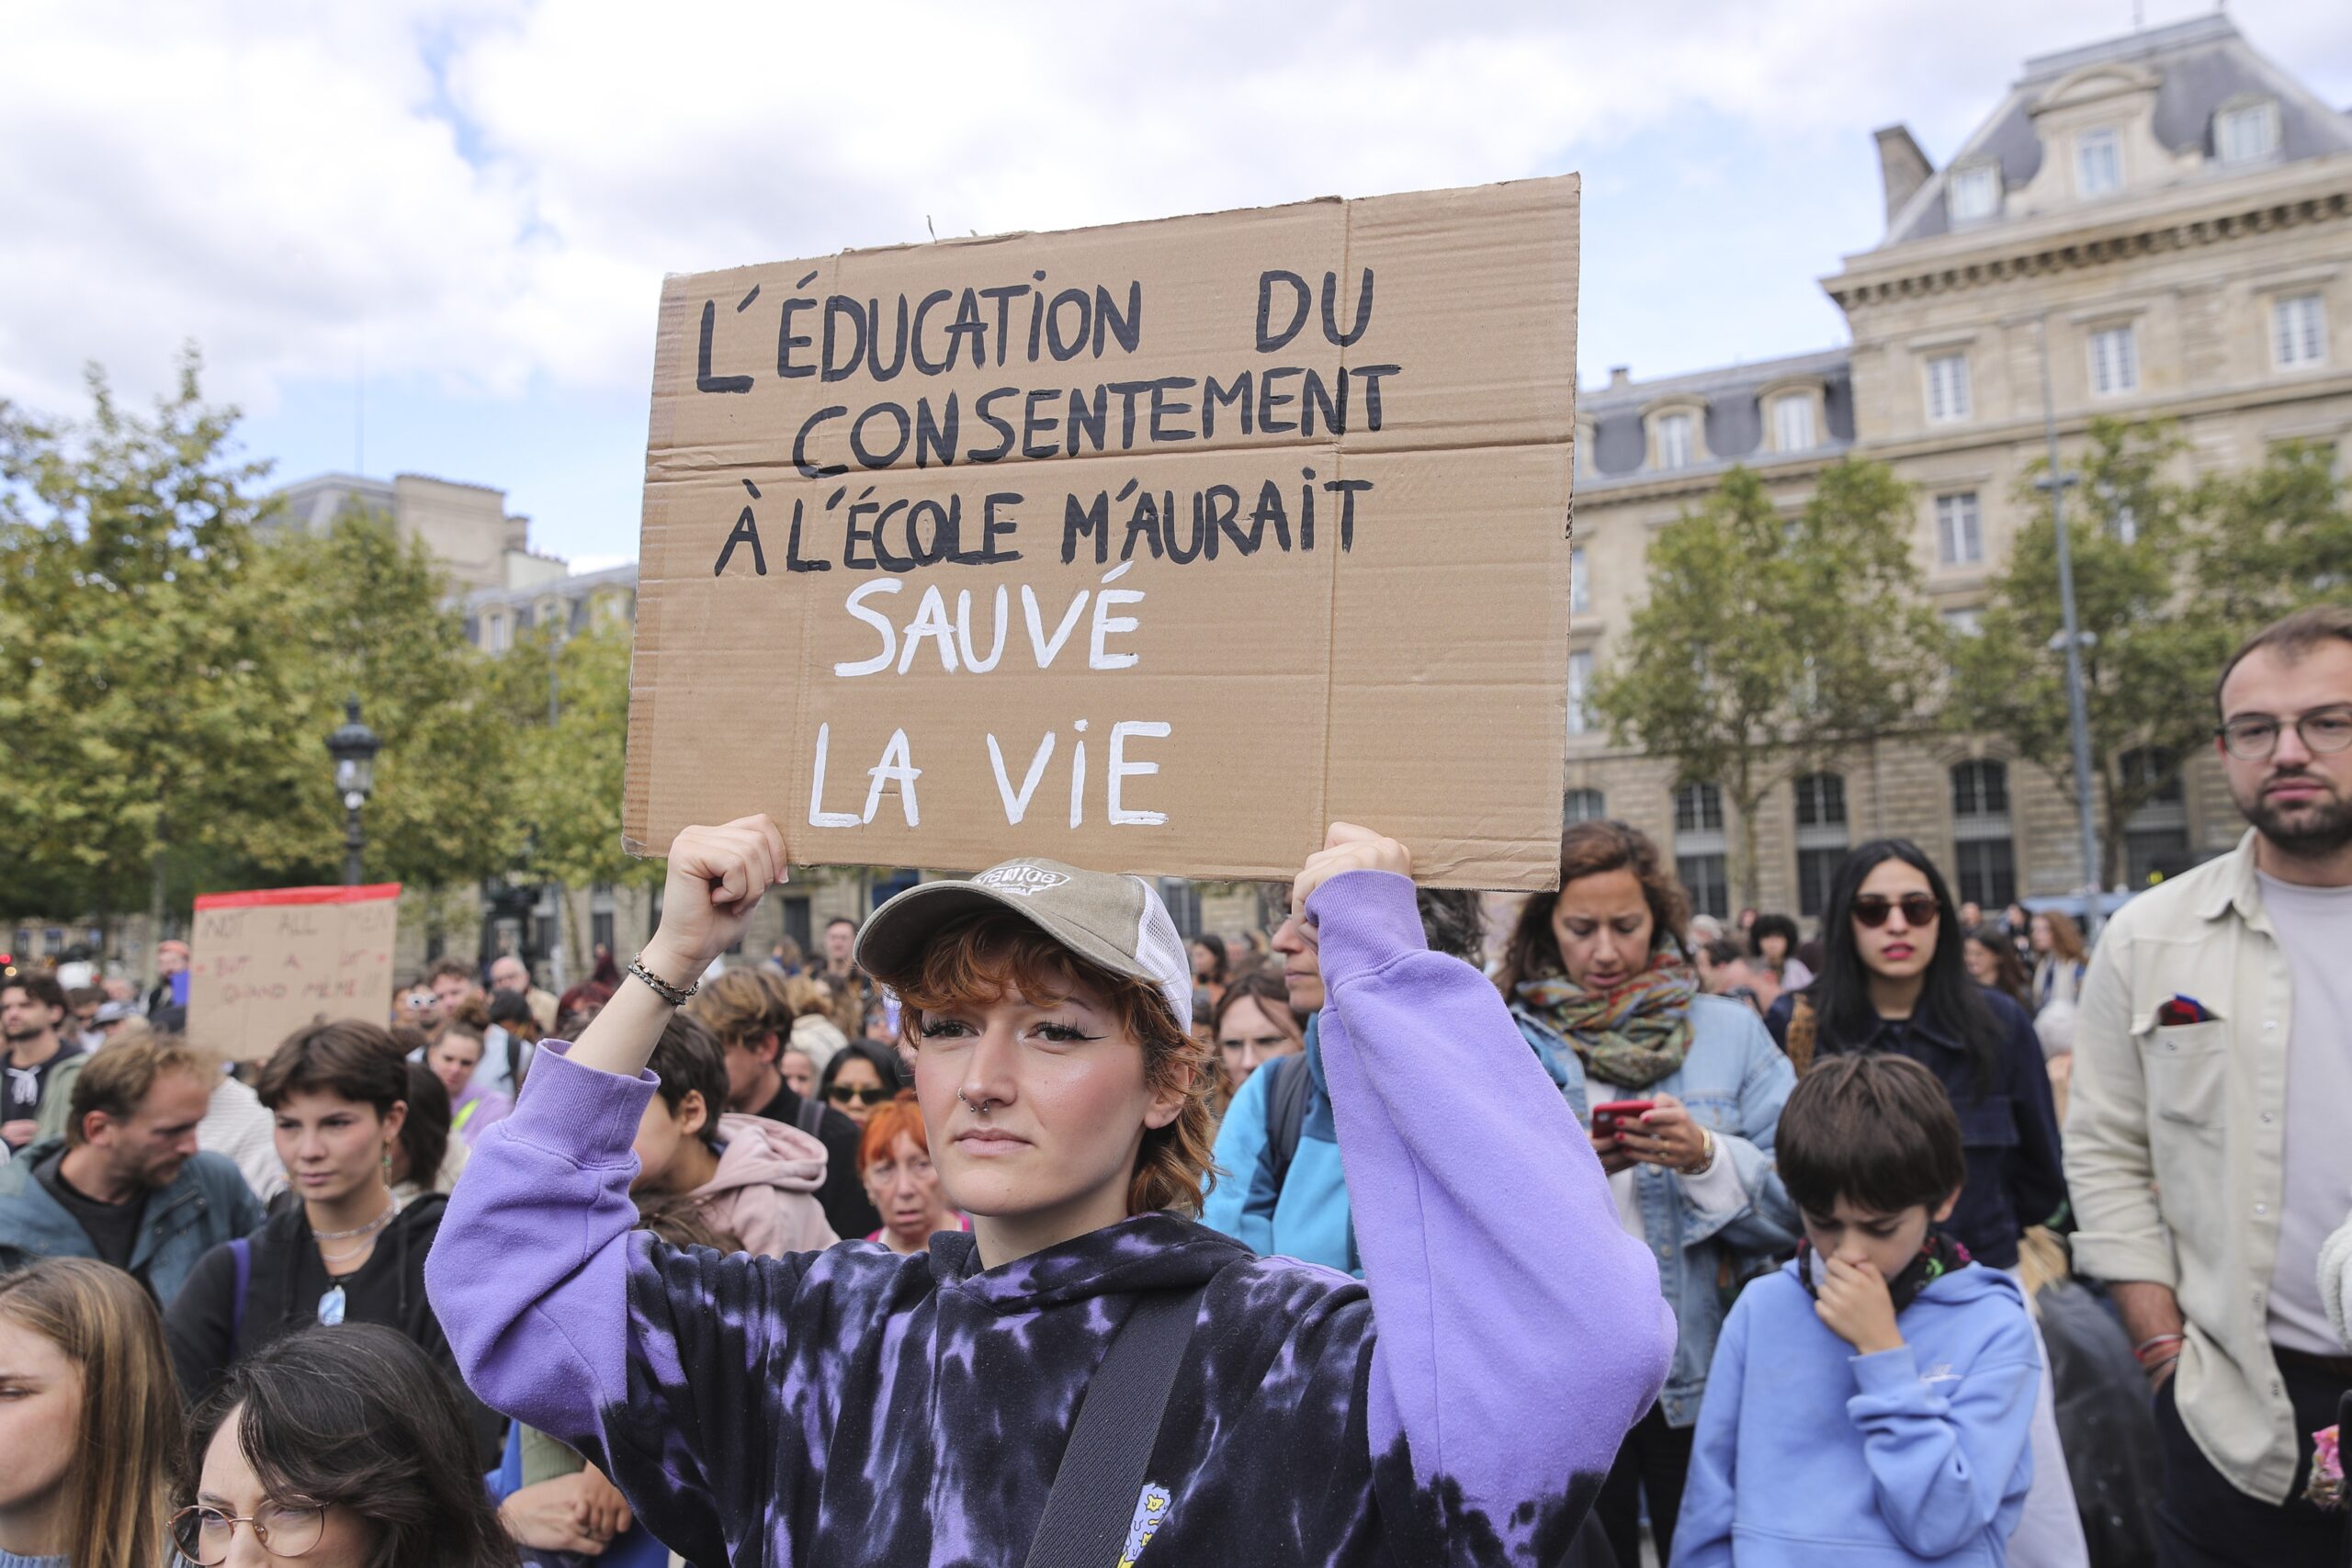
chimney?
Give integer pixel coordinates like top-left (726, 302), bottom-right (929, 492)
top-left (1873, 125), bottom-right (1934, 226)
top-left (1608, 366), bottom-right (1632, 389)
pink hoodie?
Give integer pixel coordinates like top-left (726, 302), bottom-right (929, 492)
top-left (687, 1112), bottom-right (837, 1258)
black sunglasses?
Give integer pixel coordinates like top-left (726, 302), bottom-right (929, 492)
top-left (827, 1084), bottom-right (894, 1107)
top-left (1851, 894), bottom-right (1939, 929)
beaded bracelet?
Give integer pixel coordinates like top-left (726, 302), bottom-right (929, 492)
top-left (2133, 1333), bottom-right (2187, 1366)
top-left (628, 954), bottom-right (699, 1008)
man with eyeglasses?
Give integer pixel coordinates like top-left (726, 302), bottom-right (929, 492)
top-left (2068, 604), bottom-right (2352, 1568)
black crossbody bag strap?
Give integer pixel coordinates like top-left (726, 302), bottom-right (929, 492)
top-left (1022, 1280), bottom-right (1210, 1568)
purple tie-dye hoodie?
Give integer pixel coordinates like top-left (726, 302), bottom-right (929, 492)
top-left (427, 870), bottom-right (1672, 1565)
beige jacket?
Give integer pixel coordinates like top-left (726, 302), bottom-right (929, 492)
top-left (2065, 830), bottom-right (2307, 1503)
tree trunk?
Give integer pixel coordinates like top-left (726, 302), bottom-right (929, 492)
top-left (1731, 760), bottom-right (1766, 914)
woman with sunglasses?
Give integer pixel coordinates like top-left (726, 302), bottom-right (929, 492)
top-left (816, 1040), bottom-right (907, 1128)
top-left (176, 1325), bottom-right (514, 1568)
top-left (1764, 840), bottom-right (2067, 1271)
top-left (428, 816), bottom-right (1671, 1565)
top-left (0, 1258), bottom-right (183, 1568)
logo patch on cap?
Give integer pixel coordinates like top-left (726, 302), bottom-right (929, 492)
top-left (972, 865), bottom-right (1070, 897)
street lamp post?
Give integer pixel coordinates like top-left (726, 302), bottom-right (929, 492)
top-left (325, 698), bottom-right (382, 887)
top-left (2035, 317), bottom-right (2105, 939)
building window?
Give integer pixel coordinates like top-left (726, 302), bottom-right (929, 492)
top-left (1792, 772), bottom-right (1849, 919)
top-left (1926, 354), bottom-right (1972, 423)
top-left (485, 613), bottom-right (511, 653)
top-left (1656, 412), bottom-right (1695, 470)
top-left (590, 883), bottom-right (616, 956)
top-left (1951, 760), bottom-right (2018, 909)
top-left (1673, 781), bottom-right (1730, 920)
top-left (1565, 788), bottom-right (1608, 824)
top-left (1943, 606), bottom-right (1984, 637)
top-left (2120, 746), bottom-right (2191, 887)
top-left (1772, 393), bottom-right (1815, 453)
top-left (2075, 128), bottom-right (2121, 197)
top-left (1570, 546), bottom-right (1591, 614)
top-left (1950, 162), bottom-right (2001, 222)
top-left (2274, 293), bottom-right (2328, 371)
top-left (2217, 99), bottom-right (2280, 164)
top-left (1568, 650), bottom-right (1594, 736)
top-left (2089, 323), bottom-right (2140, 397)
top-left (1936, 492), bottom-right (1984, 566)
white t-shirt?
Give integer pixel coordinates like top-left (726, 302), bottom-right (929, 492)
top-left (2256, 872), bottom-right (2352, 1357)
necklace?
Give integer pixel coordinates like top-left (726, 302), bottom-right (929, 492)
top-left (311, 1199), bottom-right (399, 1243)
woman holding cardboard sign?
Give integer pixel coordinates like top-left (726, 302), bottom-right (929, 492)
top-left (427, 814), bottom-right (1669, 1566)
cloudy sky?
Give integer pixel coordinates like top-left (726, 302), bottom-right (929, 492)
top-left (6, 0), bottom-right (2346, 568)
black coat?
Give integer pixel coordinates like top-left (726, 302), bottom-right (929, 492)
top-left (1766, 985), bottom-right (2068, 1269)
top-left (164, 1190), bottom-right (500, 1465)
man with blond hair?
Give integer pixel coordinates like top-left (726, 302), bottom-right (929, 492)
top-left (0, 1035), bottom-right (262, 1303)
top-left (689, 968), bottom-right (876, 1240)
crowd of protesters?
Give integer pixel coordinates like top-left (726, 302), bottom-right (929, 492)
top-left (0, 604), bottom-right (2347, 1566)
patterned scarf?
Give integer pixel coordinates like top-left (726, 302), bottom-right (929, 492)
top-left (1797, 1229), bottom-right (1974, 1313)
top-left (1514, 956), bottom-right (1698, 1089)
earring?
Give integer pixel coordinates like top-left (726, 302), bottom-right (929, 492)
top-left (381, 1149), bottom-right (395, 1187)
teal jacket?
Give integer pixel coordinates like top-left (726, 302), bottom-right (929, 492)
top-left (0, 1140), bottom-right (262, 1306)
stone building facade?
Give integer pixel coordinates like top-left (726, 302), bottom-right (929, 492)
top-left (1570, 14), bottom-right (2352, 924)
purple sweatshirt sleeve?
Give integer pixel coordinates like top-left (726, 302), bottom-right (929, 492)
top-left (1309, 870), bottom-right (1674, 1543)
top-left (424, 1041), bottom-right (655, 1445)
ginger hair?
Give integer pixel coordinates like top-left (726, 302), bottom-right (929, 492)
top-left (891, 912), bottom-right (1218, 1216)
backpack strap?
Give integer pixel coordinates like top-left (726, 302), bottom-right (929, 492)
top-left (794, 1094), bottom-right (826, 1139)
top-left (229, 1237), bottom-right (253, 1348)
top-left (1022, 1280), bottom-right (1210, 1568)
top-left (1262, 1051), bottom-right (1314, 1190)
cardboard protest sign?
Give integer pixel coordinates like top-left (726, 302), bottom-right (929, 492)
top-left (625, 175), bottom-right (1577, 889)
top-left (187, 885), bottom-right (401, 1061)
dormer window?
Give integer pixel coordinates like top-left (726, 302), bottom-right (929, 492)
top-left (1771, 393), bottom-right (1816, 453)
top-left (2217, 98), bottom-right (2281, 164)
top-left (1656, 412), bottom-right (1695, 470)
top-left (1950, 161), bottom-right (2001, 222)
top-left (2075, 128), bottom-right (2120, 197)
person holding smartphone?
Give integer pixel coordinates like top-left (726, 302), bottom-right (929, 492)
top-left (1495, 819), bottom-right (1799, 1568)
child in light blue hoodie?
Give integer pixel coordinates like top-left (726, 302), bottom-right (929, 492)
top-left (1673, 1053), bottom-right (2039, 1566)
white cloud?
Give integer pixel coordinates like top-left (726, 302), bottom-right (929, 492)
top-left (3, 0), bottom-right (2346, 423)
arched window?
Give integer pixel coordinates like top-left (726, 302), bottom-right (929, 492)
top-left (2120, 747), bottom-right (2189, 886)
top-left (1673, 782), bottom-right (1729, 919)
top-left (1951, 760), bottom-right (2016, 908)
top-left (1792, 772), bottom-right (1849, 918)
top-left (1564, 788), bottom-right (1608, 824)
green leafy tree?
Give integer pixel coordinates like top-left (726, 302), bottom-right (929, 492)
top-left (238, 511), bottom-right (522, 893)
top-left (1955, 421), bottom-right (2348, 888)
top-left (490, 616), bottom-right (661, 970)
top-left (0, 354), bottom-right (306, 940)
top-left (1590, 460), bottom-right (1947, 907)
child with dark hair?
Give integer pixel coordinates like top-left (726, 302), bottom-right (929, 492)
top-left (1673, 1053), bottom-right (2040, 1565)
top-left (631, 1011), bottom-right (833, 1258)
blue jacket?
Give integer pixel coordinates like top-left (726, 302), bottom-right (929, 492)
top-left (1765, 987), bottom-right (2067, 1269)
top-left (1204, 1012), bottom-right (1575, 1276)
top-left (1522, 993), bottom-right (1803, 1427)
top-left (1672, 1257), bottom-right (2040, 1566)
top-left (0, 1141), bottom-right (262, 1306)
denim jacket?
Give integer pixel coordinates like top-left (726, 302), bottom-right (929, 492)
top-left (0, 1141), bottom-right (262, 1307)
top-left (1517, 993), bottom-right (1800, 1427)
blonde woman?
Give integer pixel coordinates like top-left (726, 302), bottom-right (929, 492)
top-left (0, 1257), bottom-right (185, 1568)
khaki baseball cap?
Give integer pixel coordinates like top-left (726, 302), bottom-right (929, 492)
top-left (854, 859), bottom-right (1194, 1032)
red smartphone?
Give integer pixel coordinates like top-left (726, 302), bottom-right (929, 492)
top-left (1591, 1100), bottom-right (1657, 1138)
